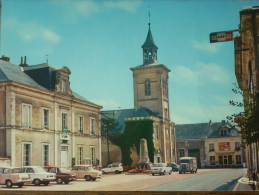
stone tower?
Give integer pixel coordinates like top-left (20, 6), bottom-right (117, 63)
top-left (130, 23), bottom-right (171, 120)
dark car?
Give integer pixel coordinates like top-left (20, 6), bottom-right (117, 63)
top-left (167, 163), bottom-right (179, 172)
top-left (44, 166), bottom-right (77, 184)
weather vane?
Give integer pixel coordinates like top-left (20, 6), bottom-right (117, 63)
top-left (46, 54), bottom-right (49, 64)
top-left (148, 6), bottom-right (151, 25)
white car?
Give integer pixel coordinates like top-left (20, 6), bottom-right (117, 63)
top-left (150, 163), bottom-right (172, 176)
top-left (22, 166), bottom-right (56, 186)
top-left (0, 167), bottom-right (30, 188)
top-left (71, 165), bottom-right (102, 181)
top-left (101, 163), bottom-right (123, 174)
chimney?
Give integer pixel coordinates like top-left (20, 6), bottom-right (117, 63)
top-left (19, 56), bottom-right (29, 67)
top-left (0, 55), bottom-right (10, 62)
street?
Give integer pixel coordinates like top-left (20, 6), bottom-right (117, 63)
top-left (0, 168), bottom-right (246, 191)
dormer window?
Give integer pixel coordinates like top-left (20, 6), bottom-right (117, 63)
top-left (220, 128), bottom-right (228, 136)
top-left (62, 79), bottom-right (67, 93)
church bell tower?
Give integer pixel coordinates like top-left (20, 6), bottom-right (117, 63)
top-left (130, 23), bottom-right (171, 120)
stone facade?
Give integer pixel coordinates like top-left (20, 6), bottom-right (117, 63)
top-left (0, 57), bottom-right (102, 167)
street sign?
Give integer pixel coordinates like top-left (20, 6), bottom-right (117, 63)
top-left (210, 31), bottom-right (233, 43)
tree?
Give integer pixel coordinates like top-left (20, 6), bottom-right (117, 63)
top-left (101, 118), bottom-right (123, 164)
top-left (227, 83), bottom-right (259, 145)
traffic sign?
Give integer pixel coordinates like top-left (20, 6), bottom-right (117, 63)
top-left (210, 31), bottom-right (233, 43)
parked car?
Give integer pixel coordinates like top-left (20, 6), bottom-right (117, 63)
top-left (71, 165), bottom-right (102, 181)
top-left (22, 166), bottom-right (56, 186)
top-left (101, 163), bottom-right (123, 174)
top-left (150, 163), bottom-right (172, 176)
top-left (167, 163), bottom-right (179, 172)
top-left (0, 167), bottom-right (30, 188)
top-left (44, 165), bottom-right (77, 184)
top-left (178, 157), bottom-right (198, 174)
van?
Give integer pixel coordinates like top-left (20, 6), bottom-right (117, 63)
top-left (178, 157), bottom-right (197, 174)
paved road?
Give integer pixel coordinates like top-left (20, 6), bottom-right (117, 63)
top-left (0, 168), bottom-right (246, 191)
top-left (142, 168), bottom-right (246, 191)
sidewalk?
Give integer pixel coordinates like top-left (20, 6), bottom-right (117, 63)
top-left (232, 174), bottom-right (257, 191)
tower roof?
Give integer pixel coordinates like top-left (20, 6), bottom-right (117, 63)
top-left (142, 24), bottom-right (158, 49)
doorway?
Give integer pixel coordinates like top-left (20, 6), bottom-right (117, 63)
top-left (61, 145), bottom-right (68, 167)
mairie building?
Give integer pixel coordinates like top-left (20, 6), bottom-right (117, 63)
top-left (0, 56), bottom-right (102, 167)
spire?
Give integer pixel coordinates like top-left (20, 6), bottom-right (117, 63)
top-left (142, 15), bottom-right (158, 65)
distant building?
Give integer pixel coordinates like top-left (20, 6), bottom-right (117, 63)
top-left (101, 22), bottom-right (176, 166)
top-left (175, 120), bottom-right (245, 168)
top-left (0, 56), bottom-right (102, 167)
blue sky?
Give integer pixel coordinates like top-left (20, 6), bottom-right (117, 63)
top-left (1, 0), bottom-right (256, 124)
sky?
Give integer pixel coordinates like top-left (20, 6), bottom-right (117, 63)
top-left (1, 0), bottom-right (256, 125)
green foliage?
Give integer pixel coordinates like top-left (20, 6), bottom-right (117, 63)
top-left (109, 119), bottom-right (155, 166)
top-left (227, 83), bottom-right (259, 145)
top-left (101, 118), bottom-right (123, 136)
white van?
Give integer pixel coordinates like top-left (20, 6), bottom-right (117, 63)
top-left (101, 163), bottom-right (123, 174)
top-left (179, 157), bottom-right (197, 174)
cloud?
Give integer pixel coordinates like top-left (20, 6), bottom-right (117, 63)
top-left (5, 18), bottom-right (60, 44)
top-left (192, 40), bottom-right (221, 53)
top-left (196, 62), bottom-right (229, 85)
top-left (103, 0), bottom-right (142, 12)
top-left (72, 0), bottom-right (100, 17)
top-left (171, 62), bottom-right (229, 86)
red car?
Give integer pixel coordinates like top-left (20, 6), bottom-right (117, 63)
top-left (44, 165), bottom-right (77, 184)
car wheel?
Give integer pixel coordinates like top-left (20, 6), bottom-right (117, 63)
top-left (172, 169), bottom-right (175, 172)
top-left (102, 171), bottom-right (106, 174)
top-left (18, 183), bottom-right (24, 188)
top-left (44, 181), bottom-right (50, 186)
top-left (115, 170), bottom-right (119, 174)
top-left (85, 175), bottom-right (91, 181)
top-left (34, 179), bottom-right (41, 186)
top-left (152, 173), bottom-right (154, 176)
top-left (64, 180), bottom-right (69, 184)
top-left (57, 178), bottom-right (63, 184)
top-left (6, 180), bottom-right (13, 188)
top-left (179, 172), bottom-right (182, 174)
top-left (92, 178), bottom-right (96, 181)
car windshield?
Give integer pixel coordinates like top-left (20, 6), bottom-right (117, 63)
top-left (180, 160), bottom-right (190, 163)
top-left (153, 164), bottom-right (163, 167)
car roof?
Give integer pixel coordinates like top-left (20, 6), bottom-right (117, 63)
top-left (44, 166), bottom-right (63, 168)
top-left (73, 165), bottom-right (92, 167)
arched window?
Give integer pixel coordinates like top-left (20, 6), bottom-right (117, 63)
top-left (145, 79), bottom-right (151, 96)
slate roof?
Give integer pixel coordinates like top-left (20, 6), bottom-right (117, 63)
top-left (0, 59), bottom-right (47, 90)
top-left (175, 121), bottom-right (241, 140)
top-left (142, 25), bottom-right (158, 49)
top-left (132, 106), bottom-right (156, 117)
top-left (0, 59), bottom-right (99, 106)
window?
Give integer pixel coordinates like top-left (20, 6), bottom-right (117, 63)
top-left (78, 116), bottom-right (83, 134)
top-left (62, 113), bottom-right (68, 132)
top-left (236, 155), bottom-right (242, 164)
top-left (144, 79), bottom-right (151, 96)
top-left (77, 146), bottom-right (83, 164)
top-left (210, 156), bottom-right (216, 165)
top-left (220, 128), bottom-right (228, 136)
top-left (22, 142), bottom-right (32, 166)
top-left (235, 142), bottom-right (241, 151)
top-left (42, 144), bottom-right (50, 166)
top-left (22, 104), bottom-right (32, 128)
top-left (62, 79), bottom-right (67, 93)
top-left (179, 149), bottom-right (185, 158)
top-left (42, 108), bottom-right (50, 130)
top-left (156, 125), bottom-right (159, 140)
top-left (90, 118), bottom-right (95, 135)
top-left (90, 147), bottom-right (95, 165)
top-left (209, 143), bottom-right (215, 152)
